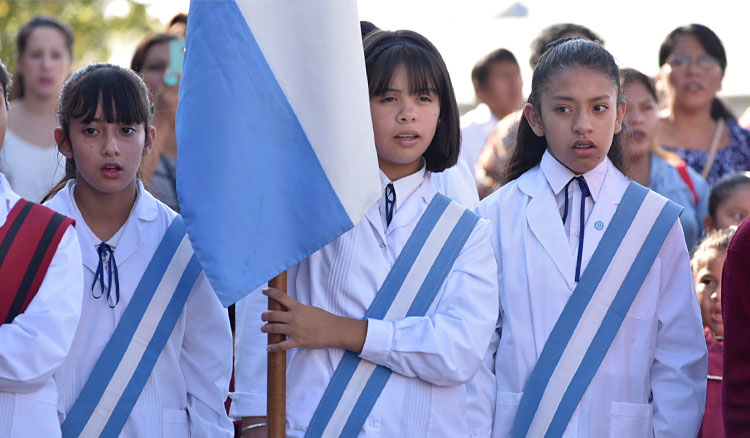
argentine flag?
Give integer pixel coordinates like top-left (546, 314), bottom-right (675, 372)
top-left (177, 0), bottom-right (381, 306)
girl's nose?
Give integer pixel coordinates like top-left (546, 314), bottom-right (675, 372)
top-left (398, 104), bottom-right (417, 123)
top-left (573, 113), bottom-right (593, 134)
top-left (102, 133), bottom-right (120, 156)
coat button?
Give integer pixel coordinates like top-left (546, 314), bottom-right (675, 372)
top-left (595, 221), bottom-right (604, 230)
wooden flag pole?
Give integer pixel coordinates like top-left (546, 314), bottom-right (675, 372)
top-left (267, 272), bottom-right (287, 438)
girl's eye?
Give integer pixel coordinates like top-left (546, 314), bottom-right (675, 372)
top-left (417, 95), bottom-right (432, 103)
top-left (555, 107), bottom-right (570, 114)
top-left (83, 128), bottom-right (98, 135)
top-left (380, 96), bottom-right (396, 103)
top-left (594, 105), bottom-right (608, 112)
top-left (701, 278), bottom-right (716, 287)
top-left (121, 127), bottom-right (136, 135)
top-left (732, 212), bottom-right (745, 220)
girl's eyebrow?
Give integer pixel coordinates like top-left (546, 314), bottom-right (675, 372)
top-left (550, 94), bottom-right (612, 101)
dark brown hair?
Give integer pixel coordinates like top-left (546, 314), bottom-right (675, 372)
top-left (504, 38), bottom-right (625, 184)
top-left (363, 29), bottom-right (460, 173)
top-left (42, 63), bottom-right (153, 202)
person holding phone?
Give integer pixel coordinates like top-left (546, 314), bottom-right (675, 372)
top-left (131, 33), bottom-right (184, 212)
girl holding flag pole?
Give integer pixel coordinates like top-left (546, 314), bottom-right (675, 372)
top-left (43, 63), bottom-right (234, 438)
top-left (233, 29), bottom-right (498, 437)
top-left (476, 38), bottom-right (707, 437)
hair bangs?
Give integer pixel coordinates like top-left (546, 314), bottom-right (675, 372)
top-left (367, 44), bottom-right (440, 98)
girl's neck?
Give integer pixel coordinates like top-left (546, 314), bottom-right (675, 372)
top-left (18, 93), bottom-right (59, 115)
top-left (74, 180), bottom-right (139, 242)
top-left (629, 151), bottom-right (651, 187)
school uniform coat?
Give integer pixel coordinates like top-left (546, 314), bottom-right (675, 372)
top-left (476, 154), bottom-right (707, 437)
top-left (47, 181), bottom-right (234, 438)
top-left (0, 174), bottom-right (84, 438)
top-left (232, 173), bottom-right (498, 437)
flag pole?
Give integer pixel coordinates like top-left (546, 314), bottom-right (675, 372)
top-left (267, 271), bottom-right (287, 438)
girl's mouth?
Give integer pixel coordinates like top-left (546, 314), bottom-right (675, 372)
top-left (101, 163), bottom-right (123, 178)
top-left (395, 132), bottom-right (420, 147)
top-left (629, 129), bottom-right (648, 142)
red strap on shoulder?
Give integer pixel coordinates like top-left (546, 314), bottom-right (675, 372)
top-left (673, 161), bottom-right (700, 206)
top-left (0, 199), bottom-right (75, 324)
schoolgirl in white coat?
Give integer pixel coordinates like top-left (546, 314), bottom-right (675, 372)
top-left (0, 173), bottom-right (83, 438)
top-left (232, 30), bottom-right (498, 438)
top-left (44, 64), bottom-right (233, 437)
top-left (475, 39), bottom-right (707, 437)
top-left (0, 61), bottom-right (83, 438)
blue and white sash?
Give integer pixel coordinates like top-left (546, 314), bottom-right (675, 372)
top-left (305, 193), bottom-right (480, 438)
top-left (61, 216), bottom-right (202, 438)
top-left (512, 182), bottom-right (682, 438)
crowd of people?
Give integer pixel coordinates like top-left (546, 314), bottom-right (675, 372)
top-left (0, 11), bottom-right (749, 438)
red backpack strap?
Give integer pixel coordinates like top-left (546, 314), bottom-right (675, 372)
top-left (0, 199), bottom-right (75, 324)
top-left (673, 161), bottom-right (700, 206)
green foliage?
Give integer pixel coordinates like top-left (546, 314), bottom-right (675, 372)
top-left (0, 0), bottom-right (159, 72)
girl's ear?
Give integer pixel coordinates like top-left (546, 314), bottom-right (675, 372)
top-left (54, 127), bottom-right (73, 159)
top-left (523, 103), bottom-right (545, 137)
top-left (143, 125), bottom-right (156, 157)
top-left (704, 215), bottom-right (715, 233)
top-left (614, 100), bottom-right (627, 134)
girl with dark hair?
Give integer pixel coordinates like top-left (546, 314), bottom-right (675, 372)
top-left (0, 56), bottom-right (83, 438)
top-left (44, 63), bottom-right (233, 438)
top-left (621, 67), bottom-right (709, 251)
top-left (704, 171), bottom-right (750, 232)
top-left (234, 29), bottom-right (497, 437)
top-left (0, 16), bottom-right (73, 202)
top-left (657, 24), bottom-right (750, 185)
top-left (477, 38), bottom-right (706, 437)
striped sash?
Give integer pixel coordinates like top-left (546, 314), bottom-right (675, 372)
top-left (0, 199), bottom-right (74, 325)
top-left (305, 194), bottom-right (480, 438)
top-left (512, 182), bottom-right (682, 438)
top-left (61, 216), bottom-right (202, 438)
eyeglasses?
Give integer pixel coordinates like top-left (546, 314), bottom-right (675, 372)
top-left (667, 53), bottom-right (720, 70)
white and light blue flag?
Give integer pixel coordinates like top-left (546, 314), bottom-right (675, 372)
top-left (177, 0), bottom-right (381, 306)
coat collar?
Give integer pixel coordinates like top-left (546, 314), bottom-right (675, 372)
top-left (520, 159), bottom-right (628, 290)
top-left (58, 180), bottom-right (159, 272)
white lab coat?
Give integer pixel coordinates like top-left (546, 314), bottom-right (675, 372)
top-left (475, 156), bottom-right (707, 437)
top-left (46, 181), bottom-right (234, 438)
top-left (232, 173), bottom-right (498, 437)
top-left (0, 173), bottom-right (83, 438)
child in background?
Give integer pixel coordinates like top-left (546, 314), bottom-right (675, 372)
top-left (704, 171), bottom-right (750, 232)
top-left (691, 227), bottom-right (734, 438)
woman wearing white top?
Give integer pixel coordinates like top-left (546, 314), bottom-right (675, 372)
top-left (1, 16), bottom-right (72, 201)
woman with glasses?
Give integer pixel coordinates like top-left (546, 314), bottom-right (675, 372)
top-left (657, 24), bottom-right (750, 185)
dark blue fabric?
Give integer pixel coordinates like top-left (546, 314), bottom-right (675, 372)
top-left (92, 243), bottom-right (120, 307)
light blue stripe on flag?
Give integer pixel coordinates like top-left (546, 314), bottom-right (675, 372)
top-left (61, 217), bottom-right (193, 438)
top-left (178, 0), bottom-right (378, 307)
top-left (545, 199), bottom-right (682, 436)
top-left (512, 183), bottom-right (649, 438)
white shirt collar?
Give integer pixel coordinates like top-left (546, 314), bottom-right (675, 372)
top-left (540, 149), bottom-right (608, 203)
top-left (378, 160), bottom-right (427, 227)
top-left (68, 180), bottom-right (138, 250)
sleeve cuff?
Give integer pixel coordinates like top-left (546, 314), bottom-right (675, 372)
top-left (228, 391), bottom-right (266, 419)
top-left (358, 318), bottom-right (394, 366)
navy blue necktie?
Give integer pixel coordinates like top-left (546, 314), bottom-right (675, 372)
top-left (385, 183), bottom-right (396, 226)
top-left (92, 243), bottom-right (120, 307)
top-left (562, 176), bottom-right (591, 282)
